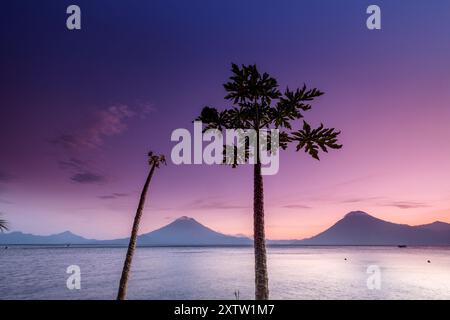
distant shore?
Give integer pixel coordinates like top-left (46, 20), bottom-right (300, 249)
top-left (2, 244), bottom-right (450, 249)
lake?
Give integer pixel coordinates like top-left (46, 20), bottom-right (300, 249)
top-left (0, 246), bottom-right (449, 300)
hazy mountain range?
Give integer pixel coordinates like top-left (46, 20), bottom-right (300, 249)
top-left (289, 211), bottom-right (450, 246)
top-left (101, 216), bottom-right (251, 246)
top-left (1, 211), bottom-right (449, 246)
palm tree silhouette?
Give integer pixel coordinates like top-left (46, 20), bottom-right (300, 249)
top-left (117, 151), bottom-right (166, 300)
top-left (196, 64), bottom-right (342, 299)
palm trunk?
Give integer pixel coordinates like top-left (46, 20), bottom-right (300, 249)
top-left (117, 164), bottom-right (156, 300)
top-left (253, 161), bottom-right (269, 300)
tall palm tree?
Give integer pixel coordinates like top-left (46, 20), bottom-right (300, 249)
top-left (0, 214), bottom-right (8, 232)
top-left (196, 64), bottom-right (342, 299)
top-left (117, 151), bottom-right (166, 300)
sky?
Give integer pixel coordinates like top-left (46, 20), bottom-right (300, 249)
top-left (1, 0), bottom-right (450, 240)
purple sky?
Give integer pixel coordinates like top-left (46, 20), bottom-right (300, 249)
top-left (1, 0), bottom-right (450, 239)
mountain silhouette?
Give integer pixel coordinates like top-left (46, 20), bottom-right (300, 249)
top-left (1, 212), bottom-right (449, 246)
top-left (416, 221), bottom-right (450, 233)
top-left (136, 216), bottom-right (251, 246)
top-left (299, 211), bottom-right (450, 245)
top-left (98, 216), bottom-right (252, 246)
top-left (0, 217), bottom-right (252, 246)
top-left (0, 230), bottom-right (93, 245)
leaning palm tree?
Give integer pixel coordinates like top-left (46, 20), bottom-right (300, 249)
top-left (0, 214), bottom-right (8, 232)
top-left (117, 151), bottom-right (166, 300)
top-left (196, 64), bottom-right (342, 300)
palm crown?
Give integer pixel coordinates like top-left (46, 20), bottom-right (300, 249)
top-left (196, 63), bottom-right (342, 161)
top-left (148, 151), bottom-right (166, 168)
top-left (0, 216), bottom-right (8, 232)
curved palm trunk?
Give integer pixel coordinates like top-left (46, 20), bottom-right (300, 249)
top-left (117, 164), bottom-right (156, 300)
top-left (254, 162), bottom-right (269, 300)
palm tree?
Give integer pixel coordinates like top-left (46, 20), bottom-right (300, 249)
top-left (117, 151), bottom-right (166, 300)
top-left (196, 64), bottom-right (342, 300)
top-left (0, 214), bottom-right (8, 232)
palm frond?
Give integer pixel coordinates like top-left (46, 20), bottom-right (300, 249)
top-left (195, 64), bottom-right (343, 164)
top-left (290, 121), bottom-right (342, 160)
top-left (0, 218), bottom-right (8, 232)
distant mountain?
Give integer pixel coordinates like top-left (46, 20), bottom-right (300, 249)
top-left (133, 216), bottom-right (251, 246)
top-left (0, 230), bottom-right (93, 245)
top-left (0, 217), bottom-right (251, 246)
top-left (100, 216), bottom-right (252, 246)
top-left (297, 211), bottom-right (450, 245)
top-left (1, 212), bottom-right (449, 246)
top-left (416, 221), bottom-right (450, 233)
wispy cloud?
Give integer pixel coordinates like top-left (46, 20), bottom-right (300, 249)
top-left (136, 102), bottom-right (157, 119)
top-left (186, 198), bottom-right (249, 210)
top-left (329, 175), bottom-right (375, 189)
top-left (58, 158), bottom-right (88, 171)
top-left (98, 193), bottom-right (130, 200)
top-left (52, 105), bottom-right (135, 150)
top-left (52, 103), bottom-right (155, 185)
top-left (51, 103), bottom-right (155, 151)
top-left (71, 172), bottom-right (106, 184)
top-left (340, 196), bottom-right (383, 204)
top-left (381, 201), bottom-right (430, 209)
top-left (59, 158), bottom-right (106, 185)
top-left (281, 204), bottom-right (312, 209)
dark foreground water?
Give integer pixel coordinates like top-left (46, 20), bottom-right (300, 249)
top-left (0, 246), bottom-right (449, 299)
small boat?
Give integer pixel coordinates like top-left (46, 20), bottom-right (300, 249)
top-left (397, 245), bottom-right (407, 248)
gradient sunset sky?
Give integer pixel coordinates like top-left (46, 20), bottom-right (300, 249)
top-left (1, 0), bottom-right (450, 240)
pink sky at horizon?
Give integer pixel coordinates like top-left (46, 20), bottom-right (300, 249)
top-left (3, 75), bottom-right (450, 240)
top-left (1, 1), bottom-right (450, 240)
top-left (2, 67), bottom-right (450, 240)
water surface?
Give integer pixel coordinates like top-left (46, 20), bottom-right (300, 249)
top-left (1, 246), bottom-right (449, 299)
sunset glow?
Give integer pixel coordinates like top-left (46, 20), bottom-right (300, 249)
top-left (1, 0), bottom-right (450, 240)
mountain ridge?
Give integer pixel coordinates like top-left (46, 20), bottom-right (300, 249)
top-left (1, 212), bottom-right (449, 246)
top-left (297, 211), bottom-right (450, 245)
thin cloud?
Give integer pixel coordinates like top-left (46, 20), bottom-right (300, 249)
top-left (137, 102), bottom-right (157, 119)
top-left (52, 103), bottom-right (155, 185)
top-left (381, 201), bottom-right (430, 209)
top-left (98, 193), bottom-right (130, 200)
top-left (341, 198), bottom-right (366, 203)
top-left (329, 175), bottom-right (375, 188)
top-left (51, 103), bottom-right (156, 150)
top-left (58, 158), bottom-right (88, 171)
top-left (187, 198), bottom-right (249, 210)
top-left (52, 105), bottom-right (135, 150)
top-left (281, 204), bottom-right (312, 209)
top-left (71, 172), bottom-right (106, 184)
top-left (340, 196), bottom-right (383, 204)
top-left (59, 158), bottom-right (106, 184)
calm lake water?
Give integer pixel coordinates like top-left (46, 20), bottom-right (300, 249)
top-left (0, 246), bottom-right (449, 300)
